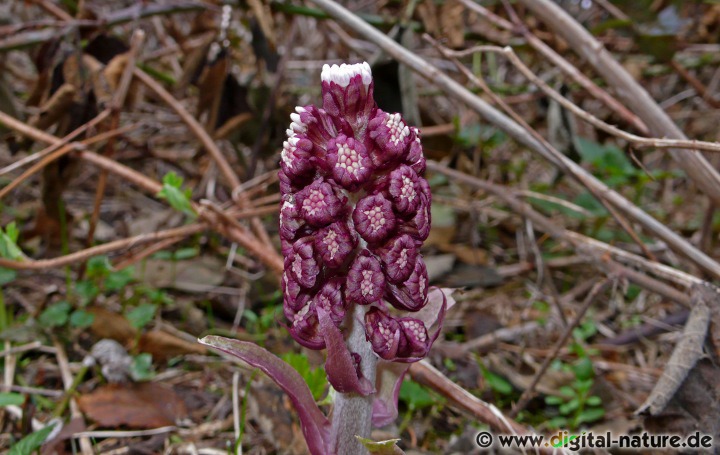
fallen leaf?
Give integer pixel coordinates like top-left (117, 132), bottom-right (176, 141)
top-left (78, 382), bottom-right (187, 428)
top-left (138, 330), bottom-right (207, 361)
top-left (88, 306), bottom-right (137, 346)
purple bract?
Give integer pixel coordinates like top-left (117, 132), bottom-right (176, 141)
top-left (279, 61), bottom-right (440, 363)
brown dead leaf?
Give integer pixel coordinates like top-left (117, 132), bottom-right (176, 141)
top-left (417, 1), bottom-right (440, 37)
top-left (136, 256), bottom-right (226, 291)
top-left (441, 244), bottom-right (488, 266)
top-left (88, 306), bottom-right (137, 346)
top-left (138, 330), bottom-right (207, 361)
top-left (78, 382), bottom-right (187, 428)
top-left (41, 416), bottom-right (86, 455)
top-left (440, 0), bottom-right (465, 48)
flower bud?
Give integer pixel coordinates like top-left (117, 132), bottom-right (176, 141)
top-left (279, 61), bottom-right (440, 362)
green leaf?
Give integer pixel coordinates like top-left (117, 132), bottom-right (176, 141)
top-left (69, 310), bottom-right (95, 328)
top-left (575, 137), bottom-right (636, 185)
top-left (0, 267), bottom-right (17, 286)
top-left (572, 192), bottom-right (608, 217)
top-left (558, 385), bottom-right (575, 398)
top-left (356, 436), bottom-right (403, 454)
top-left (482, 369), bottom-right (513, 395)
top-left (86, 255), bottom-right (111, 280)
top-left (0, 222), bottom-right (23, 260)
top-left (572, 357), bottom-right (595, 381)
top-left (142, 288), bottom-right (172, 305)
top-left (105, 267), bottom-right (135, 291)
top-left (151, 250), bottom-right (173, 260)
top-left (282, 352), bottom-right (328, 402)
top-left (74, 281), bottom-right (99, 304)
top-left (578, 406), bottom-right (605, 424)
top-left (174, 247), bottom-right (198, 260)
top-left (574, 378), bottom-right (594, 393)
top-left (157, 172), bottom-right (196, 217)
top-left (126, 303), bottom-right (157, 329)
top-left (38, 301), bottom-right (71, 327)
top-left (547, 416), bottom-right (568, 429)
top-left (399, 380), bottom-right (436, 410)
top-left (559, 398), bottom-right (580, 415)
top-left (9, 422), bottom-right (56, 455)
top-left (586, 395), bottom-right (603, 407)
top-left (0, 392), bottom-right (25, 407)
top-left (545, 395), bottom-right (565, 406)
top-left (130, 353), bottom-right (155, 381)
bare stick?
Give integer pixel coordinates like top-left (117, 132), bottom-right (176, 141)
top-left (636, 285), bottom-right (714, 415)
top-left (85, 30), bottom-right (146, 260)
top-left (427, 35), bottom-right (657, 262)
top-left (426, 161), bottom-right (707, 290)
top-left (134, 67), bottom-right (275, 251)
top-left (133, 67), bottom-right (241, 190)
top-left (0, 224), bottom-right (206, 270)
top-left (510, 279), bottom-right (612, 417)
top-left (0, 109), bottom-right (61, 145)
top-left (0, 2), bottom-right (207, 51)
top-left (409, 360), bottom-right (571, 454)
top-left (53, 337), bottom-right (93, 455)
top-left (79, 151), bottom-right (283, 274)
top-left (307, 0), bottom-right (720, 280)
top-left (460, 0), bottom-right (650, 135)
top-left (0, 110), bottom-right (111, 176)
top-left (449, 44), bottom-right (720, 154)
top-left (0, 125), bottom-right (137, 201)
top-left (517, 0), bottom-right (720, 206)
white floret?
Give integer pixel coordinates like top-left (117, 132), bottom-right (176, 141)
top-left (321, 62), bottom-right (372, 87)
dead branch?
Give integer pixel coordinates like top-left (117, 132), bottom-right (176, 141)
top-left (447, 44), bottom-right (720, 154)
top-left (426, 160), bottom-right (707, 291)
top-left (459, 0), bottom-right (650, 135)
top-left (636, 285), bottom-right (715, 415)
top-left (409, 360), bottom-right (572, 454)
top-left (510, 279), bottom-right (613, 416)
top-left (517, 0), bottom-right (720, 207)
top-left (0, 224), bottom-right (206, 270)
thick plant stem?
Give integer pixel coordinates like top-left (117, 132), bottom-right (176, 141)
top-left (331, 304), bottom-right (377, 454)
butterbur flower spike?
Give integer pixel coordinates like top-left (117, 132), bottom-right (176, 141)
top-left (202, 62), bottom-right (445, 455)
top-left (280, 61), bottom-right (441, 367)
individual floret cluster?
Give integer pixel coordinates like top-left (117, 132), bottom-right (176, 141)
top-left (280, 62), bottom-right (437, 362)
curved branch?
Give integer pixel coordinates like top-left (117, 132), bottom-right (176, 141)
top-left (518, 0), bottom-right (720, 206)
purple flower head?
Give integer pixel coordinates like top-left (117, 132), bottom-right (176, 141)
top-left (280, 195), bottom-right (303, 241)
top-left (313, 278), bottom-right (346, 326)
top-left (281, 271), bottom-right (302, 310)
top-left (286, 237), bottom-right (320, 289)
top-left (281, 131), bottom-right (315, 181)
top-left (364, 307), bottom-right (401, 361)
top-left (285, 298), bottom-right (325, 350)
top-left (297, 179), bottom-right (346, 227)
top-left (314, 220), bottom-right (356, 268)
top-left (377, 234), bottom-right (418, 283)
top-left (279, 61), bottom-right (442, 373)
top-left (290, 105), bottom-right (336, 143)
top-left (321, 62), bottom-right (375, 131)
top-left (397, 318), bottom-right (430, 358)
top-left (346, 250), bottom-right (385, 305)
top-left (388, 165), bottom-right (421, 215)
top-left (405, 127), bottom-right (426, 174)
top-left (368, 110), bottom-right (412, 167)
top-left (353, 193), bottom-right (396, 244)
top-left (327, 134), bottom-right (373, 190)
top-left (385, 254), bottom-right (429, 312)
